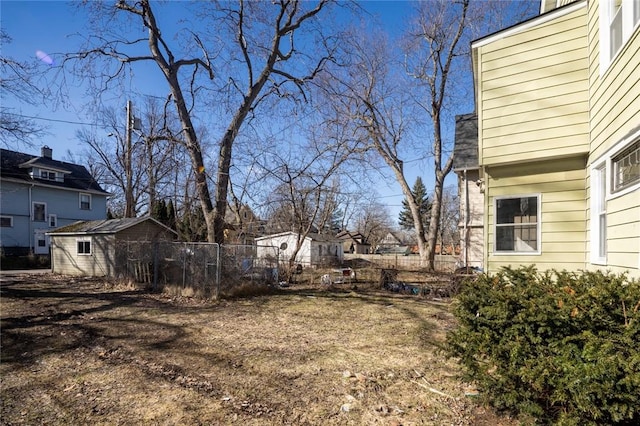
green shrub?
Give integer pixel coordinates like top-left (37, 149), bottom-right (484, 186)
top-left (446, 266), bottom-right (640, 425)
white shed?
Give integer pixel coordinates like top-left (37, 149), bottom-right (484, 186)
top-left (255, 231), bottom-right (343, 267)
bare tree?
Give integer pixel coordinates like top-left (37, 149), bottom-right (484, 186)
top-left (78, 97), bottom-right (185, 217)
top-left (259, 131), bottom-right (356, 269)
top-left (353, 198), bottom-right (393, 251)
top-left (0, 30), bottom-right (46, 148)
top-left (323, 29), bottom-right (434, 264)
top-left (65, 0), bottom-right (335, 243)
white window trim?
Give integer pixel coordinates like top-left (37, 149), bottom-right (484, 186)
top-left (79, 193), bottom-right (92, 210)
top-left (76, 237), bottom-right (92, 256)
top-left (493, 194), bottom-right (542, 256)
top-left (600, 0), bottom-right (640, 75)
top-left (32, 201), bottom-right (47, 222)
top-left (48, 214), bottom-right (57, 227)
top-left (0, 215), bottom-right (13, 227)
top-left (604, 127), bottom-right (640, 200)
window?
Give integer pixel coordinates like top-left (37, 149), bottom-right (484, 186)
top-left (494, 196), bottom-right (540, 253)
top-left (33, 202), bottom-right (46, 222)
top-left (591, 164), bottom-right (608, 263)
top-left (612, 140), bottom-right (640, 192)
top-left (39, 170), bottom-right (56, 180)
top-left (49, 214), bottom-right (57, 227)
top-left (77, 238), bottom-right (92, 255)
top-left (80, 193), bottom-right (91, 210)
top-left (0, 216), bottom-right (13, 227)
top-left (601, 0), bottom-right (640, 71)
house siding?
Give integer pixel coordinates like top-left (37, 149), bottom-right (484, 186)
top-left (477, 4), bottom-right (590, 166)
top-left (458, 169), bottom-right (484, 268)
top-left (585, 1), bottom-right (640, 276)
top-left (485, 158), bottom-right (587, 272)
top-left (0, 180), bottom-right (107, 253)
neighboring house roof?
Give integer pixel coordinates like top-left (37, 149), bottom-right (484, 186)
top-left (48, 216), bottom-right (177, 237)
top-left (336, 230), bottom-right (371, 246)
top-left (453, 113), bottom-right (479, 171)
top-left (0, 148), bottom-right (109, 194)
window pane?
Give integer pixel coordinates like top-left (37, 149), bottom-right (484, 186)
top-left (599, 214), bottom-right (607, 257)
top-left (0, 217), bottom-right (11, 227)
top-left (613, 140), bottom-right (640, 191)
top-left (80, 194), bottom-right (91, 210)
top-left (495, 196), bottom-right (539, 253)
top-left (77, 241), bottom-right (91, 254)
top-left (33, 203), bottom-right (45, 221)
top-left (496, 227), bottom-right (515, 251)
top-left (496, 197), bottom-right (537, 224)
top-left (610, 3), bottom-right (623, 56)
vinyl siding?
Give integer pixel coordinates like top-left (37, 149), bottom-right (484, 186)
top-left (585, 0), bottom-right (640, 277)
top-left (51, 234), bottom-right (115, 276)
top-left (477, 5), bottom-right (589, 166)
top-left (485, 158), bottom-right (587, 273)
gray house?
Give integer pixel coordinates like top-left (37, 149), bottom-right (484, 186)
top-left (48, 217), bottom-right (177, 276)
top-left (453, 113), bottom-right (483, 269)
top-left (1, 146), bottom-right (109, 256)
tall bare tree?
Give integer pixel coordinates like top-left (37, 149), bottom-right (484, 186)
top-left (401, 0), bottom-right (470, 269)
top-left (323, 28), bottom-right (434, 264)
top-left (1, 30), bottom-right (46, 148)
top-left (65, 0), bottom-right (335, 243)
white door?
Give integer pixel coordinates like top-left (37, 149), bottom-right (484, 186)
top-left (34, 230), bottom-right (49, 255)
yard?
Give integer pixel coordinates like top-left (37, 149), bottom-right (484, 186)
top-left (1, 272), bottom-right (516, 425)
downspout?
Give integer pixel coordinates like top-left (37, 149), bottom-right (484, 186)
top-left (463, 169), bottom-right (468, 268)
top-left (28, 184), bottom-right (34, 254)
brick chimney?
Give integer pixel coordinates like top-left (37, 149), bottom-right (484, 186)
top-left (41, 145), bottom-right (52, 159)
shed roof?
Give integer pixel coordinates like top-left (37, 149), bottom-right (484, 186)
top-left (48, 216), bottom-right (177, 236)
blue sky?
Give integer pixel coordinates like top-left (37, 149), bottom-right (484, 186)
top-left (2, 0), bottom-right (470, 222)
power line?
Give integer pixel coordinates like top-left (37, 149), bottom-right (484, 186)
top-left (7, 113), bottom-right (101, 127)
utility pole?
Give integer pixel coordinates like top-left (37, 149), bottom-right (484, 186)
top-left (124, 100), bottom-right (134, 218)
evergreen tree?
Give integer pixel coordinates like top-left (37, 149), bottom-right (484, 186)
top-left (398, 177), bottom-right (431, 232)
top-left (166, 200), bottom-right (176, 230)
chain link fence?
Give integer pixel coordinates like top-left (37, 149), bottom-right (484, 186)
top-left (114, 241), bottom-right (280, 298)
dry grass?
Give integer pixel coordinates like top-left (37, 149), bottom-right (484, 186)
top-left (0, 272), bottom-right (517, 425)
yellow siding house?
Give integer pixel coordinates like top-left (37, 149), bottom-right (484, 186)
top-left (471, 0), bottom-right (639, 278)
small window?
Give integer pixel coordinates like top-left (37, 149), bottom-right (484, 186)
top-left (49, 214), bottom-right (57, 227)
top-left (612, 140), bottom-right (640, 192)
top-left (591, 164), bottom-right (608, 263)
top-left (33, 202), bottom-right (46, 222)
top-left (77, 239), bottom-right (92, 255)
top-left (40, 170), bottom-right (56, 180)
top-left (80, 193), bottom-right (91, 210)
top-left (0, 216), bottom-right (13, 227)
top-left (609, 0), bottom-right (623, 57)
top-left (494, 196), bottom-right (539, 253)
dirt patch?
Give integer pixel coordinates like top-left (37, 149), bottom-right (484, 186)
top-left (1, 272), bottom-right (517, 425)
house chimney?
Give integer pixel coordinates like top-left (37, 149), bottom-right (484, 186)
top-left (41, 146), bottom-right (52, 159)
